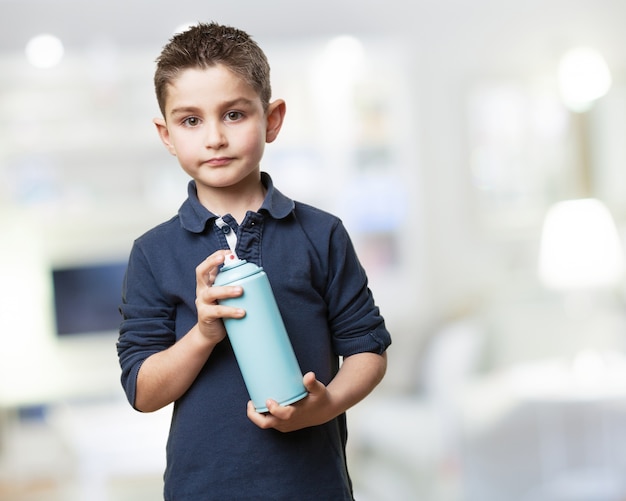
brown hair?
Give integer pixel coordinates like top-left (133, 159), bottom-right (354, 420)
top-left (154, 22), bottom-right (272, 116)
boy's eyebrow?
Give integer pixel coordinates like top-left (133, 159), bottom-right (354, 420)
top-left (169, 105), bottom-right (201, 115)
top-left (222, 97), bottom-right (257, 108)
top-left (169, 98), bottom-right (257, 115)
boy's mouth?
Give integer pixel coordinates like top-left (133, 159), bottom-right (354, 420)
top-left (205, 157), bottom-right (233, 167)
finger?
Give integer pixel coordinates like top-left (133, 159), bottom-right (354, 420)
top-left (303, 371), bottom-right (317, 391)
top-left (265, 399), bottom-right (296, 420)
top-left (247, 401), bottom-right (275, 429)
top-left (302, 372), bottom-right (325, 398)
top-left (198, 302), bottom-right (245, 322)
top-left (196, 250), bottom-right (231, 286)
top-left (197, 283), bottom-right (243, 305)
top-left (196, 290), bottom-right (245, 324)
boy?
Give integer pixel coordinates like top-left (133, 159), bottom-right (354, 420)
top-left (117, 22), bottom-right (391, 501)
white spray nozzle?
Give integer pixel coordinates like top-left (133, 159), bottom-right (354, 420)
top-left (226, 252), bottom-right (242, 264)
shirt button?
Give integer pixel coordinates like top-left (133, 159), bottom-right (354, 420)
top-left (222, 226), bottom-right (231, 234)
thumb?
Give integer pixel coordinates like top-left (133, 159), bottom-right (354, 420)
top-left (303, 371), bottom-right (321, 393)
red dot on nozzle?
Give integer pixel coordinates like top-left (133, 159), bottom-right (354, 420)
top-left (229, 254), bottom-right (235, 260)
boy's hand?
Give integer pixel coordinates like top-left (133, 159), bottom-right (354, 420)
top-left (246, 372), bottom-right (334, 432)
top-left (132, 250), bottom-right (247, 413)
top-left (246, 352), bottom-right (387, 433)
top-left (195, 250), bottom-right (245, 343)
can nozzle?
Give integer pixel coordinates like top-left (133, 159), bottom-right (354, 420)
top-left (227, 252), bottom-right (241, 263)
top-left (222, 251), bottom-right (246, 270)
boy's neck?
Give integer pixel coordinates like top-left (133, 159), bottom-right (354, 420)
top-left (196, 179), bottom-right (267, 224)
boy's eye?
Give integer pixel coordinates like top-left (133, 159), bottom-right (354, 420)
top-left (225, 111), bottom-right (243, 122)
top-left (183, 117), bottom-right (200, 127)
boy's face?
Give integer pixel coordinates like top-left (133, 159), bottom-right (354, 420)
top-left (154, 64), bottom-right (284, 199)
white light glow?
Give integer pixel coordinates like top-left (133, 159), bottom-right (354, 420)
top-left (558, 47), bottom-right (612, 112)
top-left (25, 33), bottom-right (64, 69)
top-left (323, 35), bottom-right (366, 80)
top-left (538, 198), bottom-right (625, 290)
top-left (309, 35), bottom-right (366, 144)
top-left (173, 22), bottom-right (195, 35)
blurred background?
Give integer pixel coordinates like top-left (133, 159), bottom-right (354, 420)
top-left (2, 0), bottom-right (626, 499)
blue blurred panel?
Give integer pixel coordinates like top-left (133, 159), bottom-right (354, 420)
top-left (52, 262), bottom-right (127, 336)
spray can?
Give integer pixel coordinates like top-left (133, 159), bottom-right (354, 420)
top-left (214, 254), bottom-right (307, 412)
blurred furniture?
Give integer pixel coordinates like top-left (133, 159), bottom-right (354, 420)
top-left (47, 398), bottom-right (171, 501)
top-left (460, 354), bottom-right (626, 501)
top-left (538, 198), bottom-right (624, 291)
top-left (348, 317), bottom-right (484, 501)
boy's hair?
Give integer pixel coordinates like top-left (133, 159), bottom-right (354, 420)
top-left (154, 22), bottom-right (272, 117)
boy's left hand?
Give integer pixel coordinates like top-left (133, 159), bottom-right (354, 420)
top-left (246, 372), bottom-right (333, 433)
top-left (247, 352), bottom-right (387, 432)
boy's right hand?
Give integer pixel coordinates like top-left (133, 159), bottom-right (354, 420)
top-left (195, 250), bottom-right (245, 343)
top-left (133, 249), bottom-right (245, 413)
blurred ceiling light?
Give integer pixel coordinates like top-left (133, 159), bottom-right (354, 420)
top-left (538, 198), bottom-right (624, 290)
top-left (25, 34), bottom-right (64, 69)
top-left (326, 35), bottom-right (364, 58)
top-left (558, 47), bottom-right (612, 112)
top-left (322, 35), bottom-right (365, 82)
top-left (309, 35), bottom-right (366, 142)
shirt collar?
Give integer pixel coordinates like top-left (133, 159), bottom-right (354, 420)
top-left (178, 172), bottom-right (295, 233)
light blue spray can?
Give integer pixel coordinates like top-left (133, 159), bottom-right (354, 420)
top-left (214, 254), bottom-right (308, 412)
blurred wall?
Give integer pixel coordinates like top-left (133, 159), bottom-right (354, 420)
top-left (1, 0), bottom-right (626, 401)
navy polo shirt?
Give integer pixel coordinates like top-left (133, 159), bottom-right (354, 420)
top-left (117, 172), bottom-right (391, 501)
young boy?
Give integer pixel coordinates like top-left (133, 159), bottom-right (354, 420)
top-left (117, 22), bottom-right (391, 501)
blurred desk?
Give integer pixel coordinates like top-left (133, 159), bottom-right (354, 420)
top-left (0, 334), bottom-right (122, 408)
top-left (47, 399), bottom-right (171, 501)
top-left (460, 353), bottom-right (626, 501)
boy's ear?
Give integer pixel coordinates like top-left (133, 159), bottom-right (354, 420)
top-left (265, 99), bottom-right (286, 144)
top-left (154, 117), bottom-right (177, 156)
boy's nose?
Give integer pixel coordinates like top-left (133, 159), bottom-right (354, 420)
top-left (204, 122), bottom-right (227, 149)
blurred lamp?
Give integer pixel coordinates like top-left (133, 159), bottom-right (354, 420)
top-left (538, 198), bottom-right (624, 290)
top-left (25, 33), bottom-right (64, 69)
top-left (558, 47), bottom-right (612, 112)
